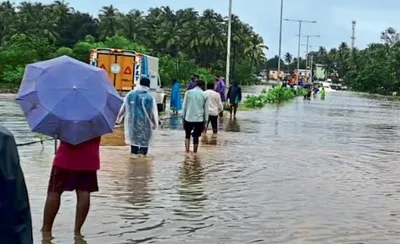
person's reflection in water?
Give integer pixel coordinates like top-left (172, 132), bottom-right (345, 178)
top-left (201, 134), bottom-right (217, 145)
top-left (225, 118), bottom-right (241, 132)
top-left (126, 157), bottom-right (153, 207)
top-left (176, 155), bottom-right (207, 220)
top-left (74, 235), bottom-right (87, 244)
top-left (168, 116), bottom-right (181, 130)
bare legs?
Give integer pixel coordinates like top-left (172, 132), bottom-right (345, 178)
top-left (185, 139), bottom-right (190, 153)
top-left (193, 143), bottom-right (199, 153)
top-left (230, 106), bottom-right (238, 119)
top-left (74, 190), bottom-right (90, 236)
top-left (41, 192), bottom-right (61, 238)
top-left (41, 190), bottom-right (91, 238)
top-left (185, 138), bottom-right (200, 153)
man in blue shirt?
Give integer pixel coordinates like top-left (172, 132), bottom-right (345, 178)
top-left (186, 74), bottom-right (199, 91)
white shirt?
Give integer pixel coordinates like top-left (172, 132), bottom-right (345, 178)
top-left (204, 89), bottom-right (223, 116)
top-left (182, 87), bottom-right (209, 122)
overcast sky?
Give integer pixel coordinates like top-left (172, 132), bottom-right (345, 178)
top-left (13, 0), bottom-right (400, 58)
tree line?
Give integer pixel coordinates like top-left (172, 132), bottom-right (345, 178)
top-left (265, 27), bottom-right (400, 95)
top-left (0, 1), bottom-right (267, 89)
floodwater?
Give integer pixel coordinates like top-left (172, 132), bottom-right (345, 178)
top-left (2, 90), bottom-right (400, 244)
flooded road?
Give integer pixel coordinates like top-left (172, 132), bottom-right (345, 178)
top-left (2, 90), bottom-right (400, 244)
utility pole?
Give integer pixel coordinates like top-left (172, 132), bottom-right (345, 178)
top-left (277, 0), bottom-right (284, 73)
top-left (299, 35), bottom-right (320, 68)
top-left (351, 20), bottom-right (356, 49)
top-left (302, 46), bottom-right (318, 83)
top-left (284, 19), bottom-right (317, 83)
top-left (225, 0), bottom-right (233, 88)
top-left (309, 54), bottom-right (314, 83)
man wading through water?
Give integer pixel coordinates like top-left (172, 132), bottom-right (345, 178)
top-left (117, 77), bottom-right (159, 157)
top-left (214, 75), bottom-right (226, 117)
top-left (204, 81), bottom-right (223, 134)
top-left (227, 81), bottom-right (242, 119)
top-left (182, 80), bottom-right (209, 153)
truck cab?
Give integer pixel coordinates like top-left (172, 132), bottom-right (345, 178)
top-left (149, 72), bottom-right (166, 111)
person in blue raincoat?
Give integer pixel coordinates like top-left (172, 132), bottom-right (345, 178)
top-left (0, 125), bottom-right (33, 244)
top-left (170, 79), bottom-right (182, 115)
top-left (117, 77), bottom-right (159, 156)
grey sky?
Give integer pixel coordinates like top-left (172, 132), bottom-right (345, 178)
top-left (13, 0), bottom-right (400, 57)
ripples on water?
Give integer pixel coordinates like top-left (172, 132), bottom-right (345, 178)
top-left (2, 91), bottom-right (400, 243)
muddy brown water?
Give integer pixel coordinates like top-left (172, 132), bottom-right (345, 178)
top-left (1, 90), bottom-right (400, 244)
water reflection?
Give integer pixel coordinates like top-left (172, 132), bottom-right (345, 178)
top-left (201, 134), bottom-right (218, 145)
top-left (6, 90), bottom-right (400, 243)
top-left (178, 155), bottom-right (206, 205)
top-left (225, 118), bottom-right (240, 132)
top-left (126, 157), bottom-right (153, 207)
top-left (168, 116), bottom-right (181, 130)
top-left (74, 235), bottom-right (87, 244)
top-left (42, 234), bottom-right (87, 244)
top-left (174, 155), bottom-right (210, 235)
top-left (175, 156), bottom-right (206, 211)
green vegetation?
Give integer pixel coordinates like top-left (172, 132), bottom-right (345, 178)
top-left (272, 27), bottom-right (400, 95)
top-left (0, 1), bottom-right (267, 90)
top-left (243, 87), bottom-right (305, 108)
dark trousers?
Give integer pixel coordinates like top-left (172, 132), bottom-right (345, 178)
top-left (131, 145), bottom-right (148, 155)
top-left (207, 115), bottom-right (218, 133)
top-left (183, 120), bottom-right (204, 144)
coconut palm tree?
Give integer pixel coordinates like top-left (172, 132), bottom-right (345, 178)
top-left (284, 52), bottom-right (292, 72)
top-left (98, 5), bottom-right (120, 39)
top-left (0, 1), bottom-right (17, 44)
top-left (118, 10), bottom-right (144, 43)
top-left (244, 34), bottom-right (267, 75)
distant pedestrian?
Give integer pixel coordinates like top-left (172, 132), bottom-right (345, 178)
top-left (313, 86), bottom-right (319, 98)
top-left (227, 81), bottom-right (242, 119)
top-left (117, 77), bottom-right (159, 157)
top-left (170, 79), bottom-right (182, 115)
top-left (320, 87), bottom-right (326, 100)
top-left (214, 75), bottom-right (226, 117)
top-left (182, 80), bottom-right (209, 153)
top-left (186, 74), bottom-right (199, 91)
top-left (204, 82), bottom-right (223, 134)
top-left (304, 86), bottom-right (312, 100)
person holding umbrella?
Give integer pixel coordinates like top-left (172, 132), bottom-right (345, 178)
top-left (16, 56), bottom-right (123, 237)
top-left (117, 77), bottom-right (159, 157)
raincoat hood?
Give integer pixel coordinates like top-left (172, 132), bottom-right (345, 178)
top-left (0, 126), bottom-right (33, 244)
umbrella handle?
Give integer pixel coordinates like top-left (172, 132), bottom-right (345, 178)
top-left (54, 135), bottom-right (58, 155)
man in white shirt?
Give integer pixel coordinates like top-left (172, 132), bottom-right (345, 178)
top-left (204, 82), bottom-right (223, 134)
top-left (182, 80), bottom-right (209, 153)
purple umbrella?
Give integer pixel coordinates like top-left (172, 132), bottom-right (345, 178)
top-left (16, 55), bottom-right (123, 145)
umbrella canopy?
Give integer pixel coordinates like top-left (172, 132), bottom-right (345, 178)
top-left (16, 55), bottom-right (123, 145)
top-left (0, 126), bottom-right (33, 244)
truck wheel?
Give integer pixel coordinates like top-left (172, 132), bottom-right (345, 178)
top-left (158, 96), bottom-right (166, 112)
top-left (157, 100), bottom-right (166, 112)
top-left (157, 104), bottom-right (163, 112)
top-left (163, 96), bottom-right (167, 111)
